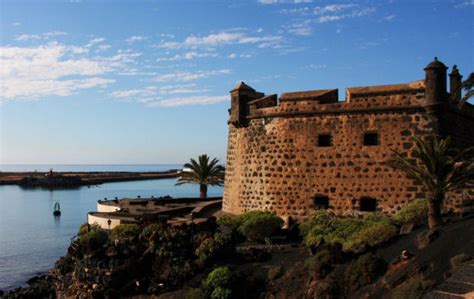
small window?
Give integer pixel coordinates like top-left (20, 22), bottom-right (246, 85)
top-left (313, 195), bottom-right (329, 210)
top-left (318, 134), bottom-right (332, 147)
top-left (364, 132), bottom-right (379, 146)
top-left (359, 197), bottom-right (377, 211)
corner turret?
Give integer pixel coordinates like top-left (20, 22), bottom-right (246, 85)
top-left (424, 57), bottom-right (448, 104)
top-left (229, 81), bottom-right (264, 126)
top-left (449, 65), bottom-right (462, 103)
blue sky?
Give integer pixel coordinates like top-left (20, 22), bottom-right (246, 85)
top-left (0, 0), bottom-right (473, 165)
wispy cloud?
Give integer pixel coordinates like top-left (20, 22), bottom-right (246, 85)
top-left (283, 21), bottom-right (313, 36)
top-left (152, 69), bottom-right (231, 82)
top-left (85, 37), bottom-right (105, 47)
top-left (12, 22), bottom-right (21, 27)
top-left (383, 14), bottom-right (396, 21)
top-left (454, 0), bottom-right (474, 8)
top-left (0, 42), bottom-right (140, 101)
top-left (152, 95), bottom-right (228, 107)
top-left (157, 51), bottom-right (218, 61)
top-left (15, 34), bottom-right (41, 41)
top-left (126, 35), bottom-right (147, 43)
top-left (315, 5), bottom-right (375, 23)
top-left (258, 0), bottom-right (312, 4)
top-left (158, 31), bottom-right (283, 50)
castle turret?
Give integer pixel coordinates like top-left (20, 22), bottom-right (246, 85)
top-left (229, 81), bottom-right (262, 126)
top-left (449, 65), bottom-right (462, 103)
top-left (424, 57), bottom-right (448, 104)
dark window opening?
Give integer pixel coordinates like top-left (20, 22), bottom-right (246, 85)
top-left (364, 132), bottom-right (379, 146)
top-left (313, 195), bottom-right (329, 210)
top-left (359, 197), bottom-right (377, 211)
top-left (318, 134), bottom-right (332, 147)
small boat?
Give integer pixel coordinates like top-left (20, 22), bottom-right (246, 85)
top-left (53, 202), bottom-right (61, 216)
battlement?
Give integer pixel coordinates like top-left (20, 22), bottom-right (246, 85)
top-left (228, 58), bottom-right (467, 126)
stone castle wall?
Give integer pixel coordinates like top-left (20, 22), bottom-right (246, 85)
top-left (223, 60), bottom-right (474, 222)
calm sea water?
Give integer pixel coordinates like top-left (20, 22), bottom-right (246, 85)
top-left (0, 165), bottom-right (224, 290)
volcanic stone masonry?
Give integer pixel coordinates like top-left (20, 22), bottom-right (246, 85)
top-left (222, 58), bottom-right (474, 222)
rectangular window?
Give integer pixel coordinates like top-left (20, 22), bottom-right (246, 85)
top-left (313, 195), bottom-right (329, 210)
top-left (359, 197), bottom-right (377, 211)
top-left (318, 134), bottom-right (332, 147)
top-left (363, 132), bottom-right (379, 146)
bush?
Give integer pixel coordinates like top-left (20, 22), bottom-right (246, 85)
top-left (210, 287), bottom-right (232, 299)
top-left (266, 266), bottom-right (283, 281)
top-left (301, 211), bottom-right (397, 250)
top-left (238, 211), bottom-right (283, 242)
top-left (78, 223), bottom-right (90, 237)
top-left (111, 224), bottom-right (141, 241)
top-left (304, 250), bottom-right (333, 278)
top-left (394, 199), bottom-right (428, 226)
top-left (204, 267), bottom-right (233, 291)
top-left (79, 226), bottom-right (108, 251)
top-left (344, 221), bottom-right (398, 250)
top-left (344, 253), bottom-right (386, 292)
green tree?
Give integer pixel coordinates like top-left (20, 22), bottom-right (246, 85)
top-left (389, 137), bottom-right (474, 229)
top-left (458, 72), bottom-right (473, 108)
top-left (176, 154), bottom-right (225, 198)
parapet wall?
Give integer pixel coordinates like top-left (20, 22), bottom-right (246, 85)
top-left (223, 60), bottom-right (474, 222)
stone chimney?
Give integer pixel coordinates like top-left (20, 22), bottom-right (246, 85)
top-left (449, 65), bottom-right (462, 103)
top-left (424, 57), bottom-right (448, 105)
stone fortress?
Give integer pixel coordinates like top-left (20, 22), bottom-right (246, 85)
top-left (222, 58), bottom-right (474, 222)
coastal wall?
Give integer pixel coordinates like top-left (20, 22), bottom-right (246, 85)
top-left (87, 214), bottom-right (121, 229)
top-left (223, 59), bottom-right (474, 222)
top-left (97, 202), bottom-right (121, 213)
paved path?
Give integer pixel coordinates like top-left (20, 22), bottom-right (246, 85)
top-left (425, 261), bottom-right (474, 299)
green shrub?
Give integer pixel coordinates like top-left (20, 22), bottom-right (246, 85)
top-left (394, 199), bottom-right (428, 226)
top-left (78, 223), bottom-right (90, 237)
top-left (210, 287), bottom-right (232, 299)
top-left (79, 227), bottom-right (108, 251)
top-left (450, 253), bottom-right (472, 270)
top-left (344, 221), bottom-right (398, 250)
top-left (266, 266), bottom-right (283, 281)
top-left (111, 224), bottom-right (141, 241)
top-left (391, 276), bottom-right (434, 299)
top-left (301, 212), bottom-right (396, 250)
top-left (204, 267), bottom-right (233, 291)
top-left (344, 253), bottom-right (386, 292)
top-left (217, 215), bottom-right (242, 232)
top-left (238, 211), bottom-right (283, 242)
top-left (304, 250), bottom-right (333, 278)
top-left (185, 288), bottom-right (206, 299)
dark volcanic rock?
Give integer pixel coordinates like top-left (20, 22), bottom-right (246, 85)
top-left (18, 175), bottom-right (83, 189)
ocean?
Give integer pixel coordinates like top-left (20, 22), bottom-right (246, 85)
top-left (0, 164), bottom-right (224, 290)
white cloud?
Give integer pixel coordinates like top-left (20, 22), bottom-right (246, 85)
top-left (157, 51), bottom-right (218, 61)
top-left (455, 0), bottom-right (474, 8)
top-left (98, 44), bottom-right (112, 51)
top-left (85, 37), bottom-right (105, 47)
top-left (126, 36), bottom-right (147, 43)
top-left (12, 22), bottom-right (21, 27)
top-left (153, 69), bottom-right (231, 82)
top-left (0, 42), bottom-right (139, 101)
top-left (284, 21), bottom-right (313, 36)
top-left (160, 33), bottom-right (175, 38)
top-left (258, 0), bottom-right (312, 4)
top-left (44, 31), bottom-right (67, 37)
top-left (15, 34), bottom-right (41, 41)
top-left (159, 84), bottom-right (209, 94)
top-left (158, 31), bottom-right (283, 50)
top-left (313, 4), bottom-right (355, 15)
top-left (383, 14), bottom-right (396, 21)
top-left (152, 95), bottom-right (228, 107)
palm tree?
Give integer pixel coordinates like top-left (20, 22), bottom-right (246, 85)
top-left (389, 137), bottom-right (474, 229)
top-left (176, 154), bottom-right (225, 198)
top-left (458, 72), bottom-right (473, 108)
